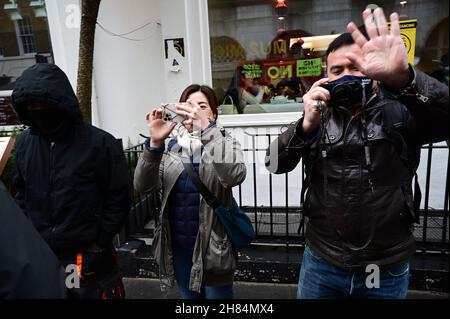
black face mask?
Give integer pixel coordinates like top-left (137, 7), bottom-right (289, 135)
top-left (27, 109), bottom-right (69, 138)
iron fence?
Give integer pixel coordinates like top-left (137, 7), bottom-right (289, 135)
top-left (123, 132), bottom-right (449, 254)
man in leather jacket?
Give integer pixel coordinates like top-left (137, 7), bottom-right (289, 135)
top-left (265, 8), bottom-right (448, 298)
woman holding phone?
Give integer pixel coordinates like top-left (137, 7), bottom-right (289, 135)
top-left (134, 84), bottom-right (246, 299)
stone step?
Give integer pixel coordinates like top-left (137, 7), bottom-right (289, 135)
top-left (117, 241), bottom-right (449, 293)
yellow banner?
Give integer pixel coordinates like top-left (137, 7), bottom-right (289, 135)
top-left (389, 19), bottom-right (417, 65)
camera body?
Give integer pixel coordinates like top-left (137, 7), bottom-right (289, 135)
top-left (161, 103), bottom-right (187, 123)
top-left (321, 80), bottom-right (363, 107)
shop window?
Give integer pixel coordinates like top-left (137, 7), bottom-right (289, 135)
top-left (416, 17), bottom-right (449, 86)
top-left (208, 0), bottom-right (448, 118)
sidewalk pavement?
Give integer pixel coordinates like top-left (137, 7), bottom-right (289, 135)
top-left (122, 277), bottom-right (449, 299)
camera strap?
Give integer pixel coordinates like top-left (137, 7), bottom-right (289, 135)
top-left (317, 101), bottom-right (330, 205)
top-left (360, 82), bottom-right (375, 193)
top-left (316, 100), bottom-right (330, 209)
top-left (337, 85), bottom-right (378, 252)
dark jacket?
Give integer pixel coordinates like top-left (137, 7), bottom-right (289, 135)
top-left (0, 181), bottom-right (66, 298)
top-left (266, 67), bottom-right (449, 269)
top-left (169, 160), bottom-right (200, 252)
top-left (12, 63), bottom-right (132, 253)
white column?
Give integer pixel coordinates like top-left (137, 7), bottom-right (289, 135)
top-left (159, 0), bottom-right (212, 102)
top-left (45, 0), bottom-right (104, 127)
top-left (44, 0), bottom-right (80, 89)
top-left (93, 0), bottom-right (165, 143)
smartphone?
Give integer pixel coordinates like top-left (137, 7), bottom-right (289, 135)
top-left (161, 103), bottom-right (187, 123)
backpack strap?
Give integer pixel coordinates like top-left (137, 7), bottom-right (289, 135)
top-left (182, 161), bottom-right (221, 209)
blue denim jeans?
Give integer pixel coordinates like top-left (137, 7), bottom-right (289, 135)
top-left (297, 246), bottom-right (410, 299)
top-left (172, 245), bottom-right (234, 299)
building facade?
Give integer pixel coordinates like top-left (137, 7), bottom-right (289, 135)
top-left (0, 0), bottom-right (448, 209)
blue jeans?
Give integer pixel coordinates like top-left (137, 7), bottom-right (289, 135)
top-left (172, 245), bottom-right (234, 299)
top-left (297, 246), bottom-right (410, 299)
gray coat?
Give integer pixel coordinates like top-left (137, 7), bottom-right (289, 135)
top-left (134, 125), bottom-right (247, 292)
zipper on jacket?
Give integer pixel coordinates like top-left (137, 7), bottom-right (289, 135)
top-left (49, 141), bottom-right (56, 232)
top-left (399, 84), bottom-right (429, 103)
top-left (341, 93), bottom-right (379, 141)
top-left (416, 93), bottom-right (429, 103)
top-left (338, 93), bottom-right (380, 193)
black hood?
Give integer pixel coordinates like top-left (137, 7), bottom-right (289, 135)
top-left (11, 63), bottom-right (83, 128)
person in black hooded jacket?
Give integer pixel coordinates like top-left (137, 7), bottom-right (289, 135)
top-left (0, 181), bottom-right (66, 299)
top-left (11, 63), bottom-right (132, 299)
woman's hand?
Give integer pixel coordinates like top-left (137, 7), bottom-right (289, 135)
top-left (302, 78), bottom-right (330, 134)
top-left (176, 99), bottom-right (211, 131)
top-left (146, 107), bottom-right (177, 147)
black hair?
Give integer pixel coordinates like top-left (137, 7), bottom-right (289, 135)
top-left (326, 28), bottom-right (370, 59)
top-left (326, 33), bottom-right (355, 59)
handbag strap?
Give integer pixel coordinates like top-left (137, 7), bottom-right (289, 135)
top-left (222, 95), bottom-right (234, 105)
top-left (182, 161), bottom-right (221, 209)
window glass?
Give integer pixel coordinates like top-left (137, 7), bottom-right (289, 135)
top-left (16, 15), bottom-right (37, 54)
top-left (208, 0), bottom-right (448, 116)
top-left (1, 0), bottom-right (53, 125)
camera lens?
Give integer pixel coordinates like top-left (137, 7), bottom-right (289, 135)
top-left (331, 84), bottom-right (353, 104)
top-left (330, 81), bottom-right (362, 107)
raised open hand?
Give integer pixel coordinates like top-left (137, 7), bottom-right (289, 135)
top-left (346, 7), bottom-right (410, 90)
top-left (146, 107), bottom-right (177, 147)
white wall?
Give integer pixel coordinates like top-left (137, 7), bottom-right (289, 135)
top-left (159, 0), bottom-right (212, 103)
top-left (46, 0), bottom-right (212, 145)
top-left (94, 0), bottom-right (164, 145)
top-left (45, 0), bottom-right (81, 88)
top-left (47, 0), bottom-right (166, 144)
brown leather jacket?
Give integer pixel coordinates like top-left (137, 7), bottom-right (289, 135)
top-left (266, 68), bottom-right (449, 270)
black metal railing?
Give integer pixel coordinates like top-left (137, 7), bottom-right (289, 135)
top-left (123, 133), bottom-right (449, 253)
top-left (116, 142), bottom-right (157, 247)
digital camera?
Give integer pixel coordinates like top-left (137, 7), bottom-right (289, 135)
top-left (321, 80), bottom-right (363, 107)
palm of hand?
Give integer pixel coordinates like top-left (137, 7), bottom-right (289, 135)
top-left (360, 34), bottom-right (408, 81)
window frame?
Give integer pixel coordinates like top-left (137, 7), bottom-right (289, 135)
top-left (14, 15), bottom-right (37, 56)
top-left (217, 111), bottom-right (303, 127)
